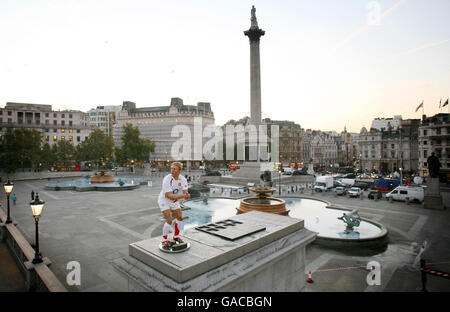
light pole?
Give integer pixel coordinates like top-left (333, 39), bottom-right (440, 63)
top-left (3, 179), bottom-right (14, 224)
top-left (30, 192), bottom-right (45, 264)
top-left (278, 163), bottom-right (282, 195)
top-left (359, 153), bottom-right (362, 173)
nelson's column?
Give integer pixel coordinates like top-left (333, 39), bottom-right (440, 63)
top-left (231, 6), bottom-right (269, 183)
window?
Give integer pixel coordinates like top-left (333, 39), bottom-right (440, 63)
top-left (54, 113), bottom-right (57, 118)
top-left (45, 120), bottom-right (49, 125)
top-left (62, 120), bottom-right (65, 126)
top-left (77, 136), bottom-right (80, 142)
top-left (61, 129), bottom-right (65, 133)
top-left (69, 121), bottom-right (72, 126)
top-left (53, 136), bottom-right (57, 141)
top-left (77, 129), bottom-right (80, 133)
top-left (391, 144), bottom-right (395, 149)
top-left (61, 136), bottom-right (65, 141)
top-left (69, 136), bottom-right (73, 141)
top-left (69, 129), bottom-right (73, 133)
top-left (436, 128), bottom-right (441, 135)
top-left (53, 129), bottom-right (57, 133)
top-left (0, 111), bottom-right (2, 115)
top-left (400, 190), bottom-right (407, 195)
top-left (62, 114), bottom-right (65, 118)
top-left (423, 130), bottom-right (427, 135)
top-left (53, 120), bottom-right (57, 125)
top-left (424, 150), bottom-right (428, 158)
top-left (8, 118), bottom-right (12, 123)
top-left (8, 111), bottom-right (12, 116)
top-left (45, 113), bottom-right (49, 117)
top-left (45, 136), bottom-right (49, 141)
top-left (69, 114), bottom-right (72, 118)
top-left (424, 140), bottom-right (427, 145)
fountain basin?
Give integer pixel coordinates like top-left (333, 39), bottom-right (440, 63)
top-left (237, 187), bottom-right (289, 215)
top-left (181, 196), bottom-right (388, 249)
top-left (238, 197), bottom-right (288, 215)
top-left (45, 177), bottom-right (148, 192)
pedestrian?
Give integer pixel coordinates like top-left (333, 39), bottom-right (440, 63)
top-left (158, 162), bottom-right (190, 250)
top-left (12, 194), bottom-right (17, 205)
top-left (31, 190), bottom-right (35, 200)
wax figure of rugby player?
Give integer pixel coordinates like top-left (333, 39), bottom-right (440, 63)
top-left (158, 162), bottom-right (190, 250)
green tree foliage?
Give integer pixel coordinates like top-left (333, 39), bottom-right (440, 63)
top-left (38, 143), bottom-right (56, 169)
top-left (115, 123), bottom-right (154, 163)
top-left (0, 128), bottom-right (42, 173)
top-left (52, 140), bottom-right (76, 167)
top-left (75, 129), bottom-right (114, 167)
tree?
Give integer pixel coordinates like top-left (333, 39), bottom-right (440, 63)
top-left (0, 128), bottom-right (42, 173)
top-left (53, 140), bottom-right (76, 167)
top-left (38, 143), bottom-right (56, 169)
top-left (115, 123), bottom-right (154, 164)
top-left (76, 129), bottom-right (114, 167)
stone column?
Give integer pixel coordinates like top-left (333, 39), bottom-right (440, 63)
top-left (244, 6), bottom-right (265, 163)
top-left (244, 6), bottom-right (265, 127)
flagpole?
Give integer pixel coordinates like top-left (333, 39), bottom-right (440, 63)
top-left (422, 100), bottom-right (424, 116)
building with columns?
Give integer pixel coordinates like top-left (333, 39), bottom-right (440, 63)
top-left (418, 113), bottom-right (450, 179)
top-left (358, 117), bottom-right (420, 173)
top-left (0, 102), bottom-right (93, 147)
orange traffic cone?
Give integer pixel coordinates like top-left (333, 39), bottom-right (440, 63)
top-left (306, 271), bottom-right (314, 283)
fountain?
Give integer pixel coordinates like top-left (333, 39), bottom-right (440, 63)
top-left (90, 170), bottom-right (115, 183)
top-left (236, 170), bottom-right (289, 215)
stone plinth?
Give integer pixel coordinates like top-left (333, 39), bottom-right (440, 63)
top-left (113, 211), bottom-right (316, 292)
top-left (424, 177), bottom-right (445, 210)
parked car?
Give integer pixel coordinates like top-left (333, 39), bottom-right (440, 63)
top-left (385, 186), bottom-right (424, 203)
top-left (347, 187), bottom-right (363, 197)
top-left (334, 186), bottom-right (347, 195)
top-left (368, 190), bottom-right (382, 200)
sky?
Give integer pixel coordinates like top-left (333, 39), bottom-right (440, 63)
top-left (1, 0), bottom-right (449, 133)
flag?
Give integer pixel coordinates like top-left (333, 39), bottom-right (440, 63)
top-left (415, 101), bottom-right (423, 112)
top-left (439, 99), bottom-right (442, 108)
top-left (443, 98), bottom-right (449, 107)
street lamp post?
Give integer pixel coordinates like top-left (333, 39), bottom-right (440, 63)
top-left (30, 192), bottom-right (45, 264)
top-left (278, 163), bottom-right (282, 195)
top-left (3, 179), bottom-right (14, 224)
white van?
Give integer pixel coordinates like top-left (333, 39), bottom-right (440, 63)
top-left (385, 186), bottom-right (424, 203)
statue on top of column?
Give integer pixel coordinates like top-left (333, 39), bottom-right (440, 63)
top-left (251, 5), bottom-right (258, 27)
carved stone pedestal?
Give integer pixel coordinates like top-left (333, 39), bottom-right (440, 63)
top-left (424, 178), bottom-right (444, 210)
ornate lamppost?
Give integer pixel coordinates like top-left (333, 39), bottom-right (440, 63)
top-left (30, 193), bottom-right (45, 264)
top-left (3, 179), bottom-right (14, 224)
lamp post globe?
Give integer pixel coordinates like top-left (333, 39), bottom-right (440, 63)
top-left (3, 179), bottom-right (14, 224)
top-left (30, 192), bottom-right (45, 264)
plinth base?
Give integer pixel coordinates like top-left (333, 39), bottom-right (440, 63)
top-left (113, 211), bottom-right (317, 291)
top-left (424, 195), bottom-right (445, 210)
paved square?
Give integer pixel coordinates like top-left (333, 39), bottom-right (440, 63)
top-left (1, 173), bottom-right (449, 292)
